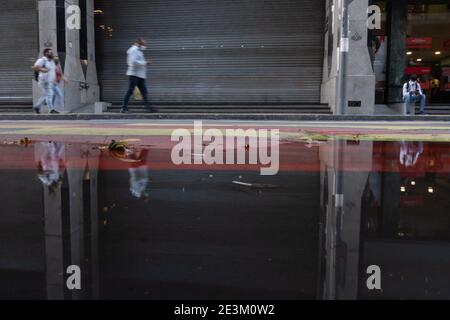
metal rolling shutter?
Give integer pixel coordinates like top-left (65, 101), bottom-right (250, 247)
top-left (0, 0), bottom-right (38, 105)
top-left (95, 0), bottom-right (325, 106)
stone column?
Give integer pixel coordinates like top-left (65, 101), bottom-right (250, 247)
top-left (386, 0), bottom-right (407, 104)
top-left (85, 0), bottom-right (100, 104)
top-left (321, 0), bottom-right (376, 114)
top-left (321, 0), bottom-right (339, 113)
top-left (64, 0), bottom-right (86, 111)
top-left (345, 0), bottom-right (376, 114)
top-left (35, 0), bottom-right (99, 112)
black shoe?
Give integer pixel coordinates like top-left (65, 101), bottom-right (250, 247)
top-left (120, 107), bottom-right (130, 114)
top-left (33, 107), bottom-right (40, 114)
top-left (418, 111), bottom-right (427, 115)
top-left (50, 110), bottom-right (60, 114)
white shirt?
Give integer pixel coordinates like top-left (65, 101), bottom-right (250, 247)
top-left (34, 57), bottom-right (56, 84)
top-left (403, 80), bottom-right (423, 96)
top-left (126, 45), bottom-right (147, 79)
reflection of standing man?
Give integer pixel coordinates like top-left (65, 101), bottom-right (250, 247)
top-left (121, 38), bottom-right (152, 113)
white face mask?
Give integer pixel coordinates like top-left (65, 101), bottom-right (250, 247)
top-left (140, 46), bottom-right (147, 51)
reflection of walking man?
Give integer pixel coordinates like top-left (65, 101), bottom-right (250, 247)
top-left (128, 149), bottom-right (150, 199)
top-left (33, 48), bottom-right (59, 114)
top-left (121, 38), bottom-right (152, 113)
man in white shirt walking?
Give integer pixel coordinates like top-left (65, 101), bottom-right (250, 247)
top-left (32, 48), bottom-right (59, 114)
top-left (402, 74), bottom-right (426, 115)
top-left (121, 38), bottom-right (152, 113)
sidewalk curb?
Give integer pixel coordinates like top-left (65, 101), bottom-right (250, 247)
top-left (0, 113), bottom-right (450, 121)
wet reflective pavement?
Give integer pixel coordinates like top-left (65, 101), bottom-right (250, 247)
top-left (0, 120), bottom-right (449, 300)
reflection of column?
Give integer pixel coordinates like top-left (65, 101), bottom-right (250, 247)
top-left (43, 185), bottom-right (65, 299)
top-left (35, 142), bottom-right (65, 300)
top-left (387, 0), bottom-right (407, 103)
top-left (319, 140), bottom-right (374, 299)
top-left (87, 147), bottom-right (101, 299)
top-left (66, 163), bottom-right (84, 300)
top-left (38, 143), bottom-right (100, 300)
top-left (65, 144), bottom-right (101, 300)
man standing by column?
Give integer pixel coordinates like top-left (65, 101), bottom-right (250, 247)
top-left (33, 48), bottom-right (59, 114)
top-left (121, 38), bottom-right (152, 113)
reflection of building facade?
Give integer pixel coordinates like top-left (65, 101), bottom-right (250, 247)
top-left (1, 0), bottom-right (449, 114)
top-left (318, 139), bottom-right (450, 299)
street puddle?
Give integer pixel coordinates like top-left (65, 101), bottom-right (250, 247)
top-left (0, 135), bottom-right (449, 299)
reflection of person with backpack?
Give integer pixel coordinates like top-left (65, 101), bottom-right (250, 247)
top-left (402, 74), bottom-right (426, 115)
top-left (36, 141), bottom-right (66, 193)
top-left (32, 48), bottom-right (59, 114)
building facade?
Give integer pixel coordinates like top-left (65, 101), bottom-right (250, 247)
top-left (0, 0), bottom-right (449, 114)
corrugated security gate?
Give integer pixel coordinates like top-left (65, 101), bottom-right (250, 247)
top-left (95, 0), bottom-right (325, 106)
top-left (0, 0), bottom-right (38, 105)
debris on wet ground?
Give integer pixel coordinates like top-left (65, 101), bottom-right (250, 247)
top-left (19, 137), bottom-right (32, 146)
top-left (107, 140), bottom-right (144, 163)
top-left (305, 139), bottom-right (327, 148)
top-left (2, 137), bottom-right (34, 146)
top-left (232, 181), bottom-right (278, 189)
top-left (108, 140), bottom-right (129, 152)
top-left (232, 181), bottom-right (253, 187)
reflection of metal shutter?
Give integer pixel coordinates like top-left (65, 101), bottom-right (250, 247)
top-left (95, 0), bottom-right (325, 106)
top-left (0, 0), bottom-right (38, 105)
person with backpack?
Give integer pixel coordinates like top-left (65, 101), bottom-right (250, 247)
top-left (402, 74), bottom-right (426, 115)
top-left (32, 48), bottom-right (59, 114)
top-left (52, 57), bottom-right (68, 110)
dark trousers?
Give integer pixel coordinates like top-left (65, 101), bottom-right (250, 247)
top-left (123, 76), bottom-right (151, 109)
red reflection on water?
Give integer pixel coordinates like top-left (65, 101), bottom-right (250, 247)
top-left (0, 138), bottom-right (449, 174)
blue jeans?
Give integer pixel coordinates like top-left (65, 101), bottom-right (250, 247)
top-left (35, 82), bottom-right (55, 111)
top-left (53, 83), bottom-right (63, 109)
top-left (123, 76), bottom-right (151, 109)
top-left (403, 93), bottom-right (426, 115)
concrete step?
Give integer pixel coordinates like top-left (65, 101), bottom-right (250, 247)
top-left (108, 105), bottom-right (333, 114)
